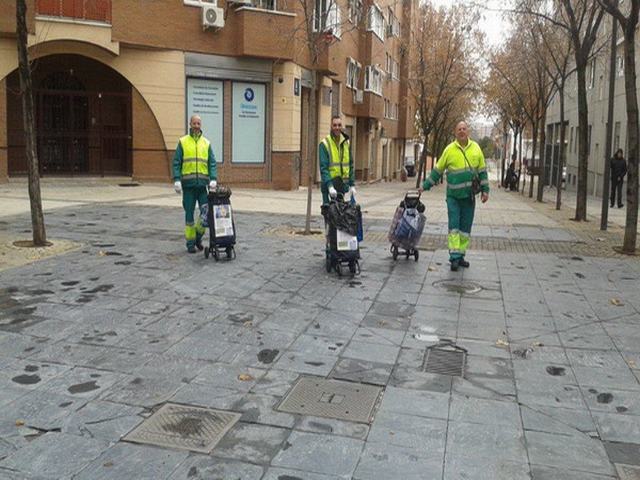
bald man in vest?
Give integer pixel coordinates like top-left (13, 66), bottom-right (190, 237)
top-left (173, 115), bottom-right (218, 253)
top-left (319, 115), bottom-right (355, 204)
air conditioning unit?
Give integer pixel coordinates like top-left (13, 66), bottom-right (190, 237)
top-left (202, 5), bottom-right (224, 29)
top-left (353, 89), bottom-right (364, 104)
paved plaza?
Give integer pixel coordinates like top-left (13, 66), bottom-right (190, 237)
top-left (0, 179), bottom-right (639, 479)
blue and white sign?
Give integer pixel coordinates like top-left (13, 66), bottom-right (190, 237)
top-left (187, 78), bottom-right (223, 163)
top-left (232, 82), bottom-right (266, 164)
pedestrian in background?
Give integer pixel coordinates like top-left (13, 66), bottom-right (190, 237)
top-left (610, 148), bottom-right (627, 209)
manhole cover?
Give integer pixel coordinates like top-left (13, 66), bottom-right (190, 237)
top-left (432, 280), bottom-right (482, 294)
top-left (276, 377), bottom-right (383, 423)
top-left (422, 342), bottom-right (467, 377)
top-left (123, 403), bottom-right (240, 453)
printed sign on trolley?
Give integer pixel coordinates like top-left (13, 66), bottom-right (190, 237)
top-left (232, 82), bottom-right (266, 163)
top-left (187, 78), bottom-right (223, 163)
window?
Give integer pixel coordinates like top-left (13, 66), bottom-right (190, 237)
top-left (614, 121), bottom-right (621, 151)
top-left (598, 75), bottom-right (604, 100)
top-left (364, 65), bottom-right (383, 95)
top-left (587, 125), bottom-right (592, 155)
top-left (386, 7), bottom-right (399, 37)
top-left (367, 4), bottom-right (385, 40)
top-left (348, 0), bottom-right (363, 24)
top-left (588, 58), bottom-right (596, 89)
top-left (392, 58), bottom-right (399, 80)
top-left (346, 57), bottom-right (361, 89)
top-left (617, 55), bottom-right (624, 77)
top-left (314, 0), bottom-right (341, 37)
top-left (253, 0), bottom-right (276, 10)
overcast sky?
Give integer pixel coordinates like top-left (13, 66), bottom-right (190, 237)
top-left (427, 0), bottom-right (512, 49)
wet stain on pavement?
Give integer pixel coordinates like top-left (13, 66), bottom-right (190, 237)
top-left (597, 393), bottom-right (614, 404)
top-left (308, 421), bottom-right (333, 433)
top-left (187, 467), bottom-right (198, 477)
top-left (616, 406), bottom-right (628, 413)
top-left (305, 361), bottom-right (324, 367)
top-left (227, 313), bottom-right (254, 324)
top-left (61, 281), bottom-right (80, 286)
top-left (24, 365), bottom-right (39, 372)
top-left (257, 349), bottom-right (279, 364)
top-left (278, 476), bottom-right (303, 480)
top-left (115, 261), bottom-right (132, 265)
top-left (59, 402), bottom-right (73, 408)
top-left (575, 273), bottom-right (585, 279)
top-left (12, 374), bottom-right (41, 385)
top-left (86, 284), bottom-right (114, 294)
top-left (571, 256), bottom-right (584, 261)
top-left (104, 251), bottom-right (122, 256)
top-left (545, 366), bottom-right (566, 376)
top-left (68, 381), bottom-right (100, 394)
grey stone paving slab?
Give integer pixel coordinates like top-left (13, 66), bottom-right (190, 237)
top-left (368, 411), bottom-right (447, 450)
top-left (521, 405), bottom-right (597, 436)
top-left (559, 324), bottom-right (619, 350)
top-left (232, 393), bottom-right (297, 428)
top-left (377, 386), bottom-right (449, 420)
top-left (573, 365), bottom-right (640, 391)
top-left (449, 395), bottom-right (520, 427)
top-left (168, 456), bottom-right (265, 480)
top-left (361, 313), bottom-right (411, 331)
top-left (0, 432), bottom-right (108, 479)
top-left (261, 468), bottom-right (342, 480)
top-left (444, 458), bottom-right (531, 480)
top-left (114, 330), bottom-right (185, 353)
top-left (250, 369), bottom-right (300, 397)
top-left (192, 364), bottom-right (266, 392)
top-left (60, 400), bottom-right (143, 442)
top-left (603, 440), bottom-right (640, 466)
top-left (390, 366), bottom-right (453, 393)
top-left (530, 465), bottom-right (616, 480)
top-left (170, 382), bottom-right (246, 410)
top-left (446, 421), bottom-right (528, 465)
top-left (329, 358), bottom-right (393, 386)
top-left (1, 390), bottom-right (87, 431)
top-left (74, 442), bottom-right (189, 480)
top-left (594, 412), bottom-right (640, 443)
top-left (351, 326), bottom-right (405, 346)
top-left (466, 355), bottom-right (514, 380)
top-left (31, 341), bottom-right (110, 367)
top-left (353, 442), bottom-right (443, 480)
top-left (0, 361), bottom-right (70, 392)
top-left (340, 340), bottom-right (400, 365)
top-left (526, 430), bottom-right (616, 476)
top-left (451, 373), bottom-right (517, 401)
top-left (273, 352), bottom-right (337, 376)
top-left (271, 431), bottom-right (364, 477)
top-left (102, 374), bottom-right (184, 408)
top-left (86, 348), bottom-right (158, 374)
top-left (306, 316), bottom-right (360, 339)
top-left (39, 366), bottom-right (124, 400)
top-left (0, 333), bottom-right (50, 359)
top-left (164, 335), bottom-right (237, 362)
top-left (294, 415), bottom-right (369, 440)
top-left (212, 422), bottom-right (290, 464)
top-left (288, 334), bottom-right (348, 356)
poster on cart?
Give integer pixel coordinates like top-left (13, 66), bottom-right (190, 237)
top-left (336, 230), bottom-right (358, 251)
top-left (213, 205), bottom-right (234, 238)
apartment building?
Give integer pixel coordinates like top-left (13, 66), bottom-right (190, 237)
top-left (0, 0), bottom-right (417, 189)
top-left (544, 16), bottom-right (628, 197)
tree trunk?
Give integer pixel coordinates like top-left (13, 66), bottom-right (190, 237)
top-left (556, 85), bottom-right (567, 210)
top-left (601, 15), bottom-right (618, 228)
top-left (575, 57), bottom-right (589, 221)
top-left (537, 111), bottom-right (548, 202)
top-left (529, 120), bottom-right (538, 198)
top-left (16, 0), bottom-right (46, 246)
top-left (622, 23), bottom-right (639, 252)
top-left (416, 145), bottom-right (429, 189)
top-left (501, 130), bottom-right (508, 187)
top-left (519, 128), bottom-right (525, 194)
top-left (304, 71), bottom-right (322, 234)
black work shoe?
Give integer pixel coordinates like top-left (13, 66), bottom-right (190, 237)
top-left (187, 246), bottom-right (197, 254)
top-left (195, 239), bottom-right (204, 251)
top-left (450, 260), bottom-right (460, 271)
top-left (618, 204), bottom-right (624, 208)
top-left (611, 203), bottom-right (615, 208)
top-left (459, 259), bottom-right (470, 268)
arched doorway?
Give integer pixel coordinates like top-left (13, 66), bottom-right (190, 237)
top-left (7, 54), bottom-right (132, 176)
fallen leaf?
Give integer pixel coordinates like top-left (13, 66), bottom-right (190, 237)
top-left (15, 420), bottom-right (24, 427)
top-left (495, 339), bottom-right (509, 347)
top-left (610, 298), bottom-right (624, 306)
top-left (532, 341), bottom-right (544, 347)
top-left (103, 462), bottom-right (114, 468)
top-left (243, 320), bottom-right (253, 327)
top-left (238, 374), bottom-right (254, 381)
top-left (596, 237), bottom-right (605, 242)
top-left (627, 359), bottom-right (637, 368)
top-left (98, 251), bottom-right (106, 257)
top-left (428, 266), bottom-right (438, 272)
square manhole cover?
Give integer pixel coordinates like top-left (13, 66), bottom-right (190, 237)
top-left (277, 376), bottom-right (383, 423)
top-left (123, 403), bottom-right (241, 453)
top-left (422, 343), bottom-right (467, 377)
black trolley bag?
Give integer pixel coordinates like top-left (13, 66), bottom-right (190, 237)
top-left (322, 193), bottom-right (361, 277)
top-left (204, 186), bottom-right (236, 261)
top-left (388, 190), bottom-right (426, 261)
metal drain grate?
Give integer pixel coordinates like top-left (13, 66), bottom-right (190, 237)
top-left (276, 376), bottom-right (383, 423)
top-left (422, 343), bottom-right (467, 377)
top-left (123, 403), bottom-right (241, 453)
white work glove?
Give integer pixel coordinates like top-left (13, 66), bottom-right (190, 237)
top-left (349, 186), bottom-right (357, 196)
top-left (174, 181), bottom-right (182, 194)
top-left (329, 186), bottom-right (338, 199)
top-left (209, 180), bottom-right (217, 190)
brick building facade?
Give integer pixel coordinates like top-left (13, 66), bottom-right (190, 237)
top-left (0, 0), bottom-right (417, 189)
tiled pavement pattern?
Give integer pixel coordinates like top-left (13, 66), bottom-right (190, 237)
top-left (1, 190), bottom-right (640, 479)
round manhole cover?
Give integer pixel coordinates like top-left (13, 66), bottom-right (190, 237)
top-left (432, 280), bottom-right (483, 294)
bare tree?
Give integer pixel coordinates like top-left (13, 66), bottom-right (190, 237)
top-left (16, 0), bottom-right (47, 246)
top-left (598, 0), bottom-right (640, 253)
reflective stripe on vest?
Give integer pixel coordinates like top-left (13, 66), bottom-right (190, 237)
top-left (180, 134), bottom-right (210, 178)
top-left (323, 135), bottom-right (350, 179)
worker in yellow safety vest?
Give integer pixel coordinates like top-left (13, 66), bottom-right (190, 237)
top-left (172, 115), bottom-right (217, 253)
top-left (319, 115), bottom-right (355, 205)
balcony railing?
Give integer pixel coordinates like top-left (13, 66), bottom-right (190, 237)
top-left (36, 0), bottom-right (112, 24)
